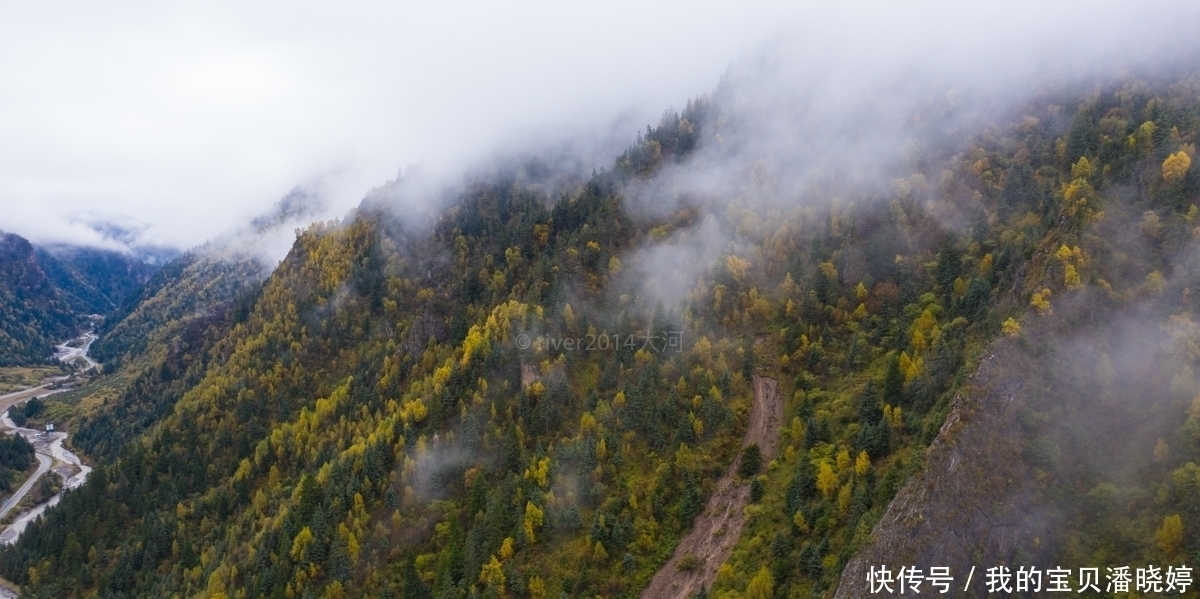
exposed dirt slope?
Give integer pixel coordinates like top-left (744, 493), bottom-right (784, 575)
top-left (640, 374), bottom-right (784, 599)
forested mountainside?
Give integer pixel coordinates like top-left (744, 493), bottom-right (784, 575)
top-left (61, 193), bottom-right (329, 458)
top-left (34, 244), bottom-right (158, 317)
top-left (70, 251), bottom-right (265, 460)
top-left (836, 84), bottom-right (1200, 595)
top-left (2, 68), bottom-right (1197, 599)
top-left (0, 232), bottom-right (155, 366)
top-left (0, 232), bottom-right (79, 366)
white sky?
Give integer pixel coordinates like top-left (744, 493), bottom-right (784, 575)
top-left (1, 1), bottom-right (1197, 252)
top-left (0, 1), bottom-right (805, 250)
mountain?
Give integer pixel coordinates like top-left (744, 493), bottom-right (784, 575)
top-left (37, 187), bottom-right (338, 461)
top-left (0, 231), bottom-right (160, 366)
top-left (2, 68), bottom-right (1198, 599)
top-left (34, 244), bottom-right (158, 317)
top-left (0, 232), bottom-right (78, 366)
top-left (69, 250), bottom-right (265, 459)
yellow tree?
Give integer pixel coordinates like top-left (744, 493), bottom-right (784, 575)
top-left (1030, 288), bottom-right (1052, 315)
top-left (1001, 318), bottom-right (1022, 336)
top-left (836, 449), bottom-right (851, 473)
top-left (1071, 156), bottom-right (1094, 180)
top-left (523, 502), bottom-right (544, 543)
top-left (1156, 514), bottom-right (1184, 555)
top-left (1064, 265), bottom-right (1083, 290)
top-left (1130, 121), bottom-right (1155, 152)
top-left (726, 255), bottom-right (752, 284)
top-left (579, 413), bottom-right (597, 436)
top-left (1163, 151), bottom-right (1192, 182)
top-left (793, 510), bottom-right (811, 533)
top-left (480, 555), bottom-right (506, 595)
top-left (528, 577), bottom-right (547, 599)
top-left (1147, 271), bottom-right (1166, 294)
top-left (290, 526), bottom-right (314, 561)
top-left (855, 451), bottom-right (871, 476)
top-left (746, 566), bottom-right (775, 599)
top-left (817, 462), bottom-right (838, 499)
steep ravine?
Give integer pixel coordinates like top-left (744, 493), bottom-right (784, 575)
top-left (640, 374), bottom-right (784, 599)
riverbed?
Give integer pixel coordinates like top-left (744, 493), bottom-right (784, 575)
top-left (0, 331), bottom-right (96, 547)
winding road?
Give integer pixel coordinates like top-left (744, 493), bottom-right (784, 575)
top-left (0, 411), bottom-right (91, 545)
top-left (0, 454), bottom-right (50, 520)
top-left (0, 388), bottom-right (76, 540)
top-left (0, 331), bottom-right (99, 596)
top-left (0, 331), bottom-right (95, 546)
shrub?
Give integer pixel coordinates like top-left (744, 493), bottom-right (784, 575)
top-left (739, 443), bottom-right (762, 478)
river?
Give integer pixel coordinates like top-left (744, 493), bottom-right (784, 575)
top-left (0, 332), bottom-right (96, 542)
top-left (53, 330), bottom-right (98, 372)
top-left (0, 332), bottom-right (99, 596)
top-left (0, 413), bottom-right (92, 544)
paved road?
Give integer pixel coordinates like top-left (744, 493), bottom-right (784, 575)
top-left (0, 333), bottom-right (94, 546)
top-left (0, 330), bottom-right (99, 594)
top-left (0, 411), bottom-right (90, 548)
top-left (0, 385), bottom-right (51, 415)
top-left (0, 453), bottom-right (49, 520)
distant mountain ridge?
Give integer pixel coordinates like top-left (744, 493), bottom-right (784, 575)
top-left (0, 231), bottom-right (158, 365)
top-left (0, 232), bottom-right (77, 365)
top-left (35, 244), bottom-right (158, 315)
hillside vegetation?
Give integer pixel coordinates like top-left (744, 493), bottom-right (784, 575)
top-left (2, 69), bottom-right (1198, 599)
top-left (0, 233), bottom-right (82, 366)
top-left (0, 232), bottom-right (154, 366)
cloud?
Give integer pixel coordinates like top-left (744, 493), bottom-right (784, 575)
top-left (203, 179), bottom-right (333, 269)
top-left (623, 215), bottom-right (733, 309)
top-left (605, 0), bottom-right (1200, 310)
top-left (0, 0), bottom-right (811, 252)
top-left (626, 0), bottom-right (1200, 216)
top-left (2, 0), bottom-right (1198, 256)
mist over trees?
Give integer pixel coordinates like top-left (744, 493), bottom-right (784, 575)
top-left (2, 35), bottom-right (1200, 599)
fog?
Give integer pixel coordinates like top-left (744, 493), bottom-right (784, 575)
top-left (0, 0), bottom-right (803, 252)
top-left (2, 0), bottom-right (1198, 256)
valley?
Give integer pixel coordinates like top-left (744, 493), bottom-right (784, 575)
top-left (0, 332), bottom-right (94, 549)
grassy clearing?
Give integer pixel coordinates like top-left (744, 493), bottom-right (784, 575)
top-left (0, 367), bottom-right (62, 395)
top-left (26, 367), bottom-right (134, 434)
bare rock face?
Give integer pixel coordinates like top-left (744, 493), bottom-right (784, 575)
top-left (836, 340), bottom-right (1057, 598)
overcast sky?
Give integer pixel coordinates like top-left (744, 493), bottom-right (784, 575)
top-left (0, 1), bottom-right (808, 251)
top-left (2, 1), bottom-right (1198, 253)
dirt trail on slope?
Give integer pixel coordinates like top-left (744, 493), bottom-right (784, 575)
top-left (640, 374), bottom-right (783, 599)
